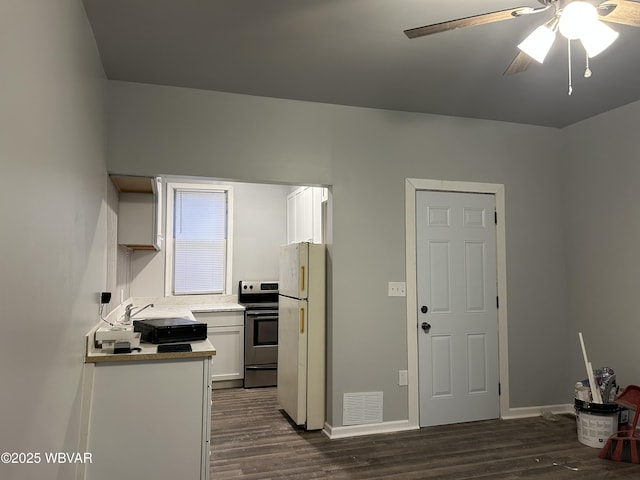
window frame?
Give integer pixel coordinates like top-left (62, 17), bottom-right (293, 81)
top-left (164, 181), bottom-right (234, 297)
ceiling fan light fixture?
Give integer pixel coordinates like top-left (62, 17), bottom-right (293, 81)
top-left (580, 20), bottom-right (619, 57)
top-left (559, 1), bottom-right (598, 40)
top-left (517, 22), bottom-right (557, 63)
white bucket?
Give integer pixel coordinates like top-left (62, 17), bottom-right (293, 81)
top-left (575, 405), bottom-right (620, 448)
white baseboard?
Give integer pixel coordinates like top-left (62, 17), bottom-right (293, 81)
top-left (323, 419), bottom-right (417, 439)
top-left (503, 403), bottom-right (574, 420)
top-left (211, 379), bottom-right (243, 390)
top-left (322, 404), bottom-right (576, 440)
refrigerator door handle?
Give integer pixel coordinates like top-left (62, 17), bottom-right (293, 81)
top-left (300, 266), bottom-right (305, 292)
top-left (300, 307), bottom-right (305, 334)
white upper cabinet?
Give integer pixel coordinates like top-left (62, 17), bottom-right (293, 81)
top-left (112, 175), bottom-right (163, 250)
top-left (286, 186), bottom-right (325, 244)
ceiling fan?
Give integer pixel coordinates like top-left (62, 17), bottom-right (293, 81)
top-left (404, 0), bottom-right (640, 79)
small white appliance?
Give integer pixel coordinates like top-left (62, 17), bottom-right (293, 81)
top-left (94, 326), bottom-right (141, 353)
top-left (277, 242), bottom-right (326, 431)
top-left (95, 325), bottom-right (140, 343)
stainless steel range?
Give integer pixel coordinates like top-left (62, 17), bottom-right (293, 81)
top-left (238, 280), bottom-right (279, 388)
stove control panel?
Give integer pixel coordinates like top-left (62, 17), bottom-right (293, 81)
top-left (239, 280), bottom-right (278, 293)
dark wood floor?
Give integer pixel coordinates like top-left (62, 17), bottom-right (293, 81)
top-left (210, 387), bottom-right (639, 479)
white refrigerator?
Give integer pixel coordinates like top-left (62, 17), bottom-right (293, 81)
top-left (278, 242), bottom-right (326, 431)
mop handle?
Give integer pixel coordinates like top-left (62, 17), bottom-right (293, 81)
top-left (579, 332), bottom-right (603, 404)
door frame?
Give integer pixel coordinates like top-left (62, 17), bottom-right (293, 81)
top-left (405, 178), bottom-right (510, 428)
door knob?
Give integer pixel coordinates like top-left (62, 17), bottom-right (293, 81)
top-left (421, 305), bottom-right (429, 314)
top-left (421, 322), bottom-right (431, 333)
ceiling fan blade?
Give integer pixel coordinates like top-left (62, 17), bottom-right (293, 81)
top-left (404, 7), bottom-right (538, 39)
top-left (599, 0), bottom-right (640, 27)
top-left (503, 51), bottom-right (534, 75)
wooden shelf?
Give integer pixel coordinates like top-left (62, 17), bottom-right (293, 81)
top-left (110, 175), bottom-right (154, 193)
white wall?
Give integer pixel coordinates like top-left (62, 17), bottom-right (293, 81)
top-left (0, 1), bottom-right (107, 479)
top-left (230, 181), bottom-right (291, 286)
top-left (563, 99), bottom-right (640, 388)
top-left (107, 81), bottom-right (571, 427)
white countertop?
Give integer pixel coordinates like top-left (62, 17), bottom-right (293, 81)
top-left (85, 305), bottom-right (216, 363)
top-left (85, 338), bottom-right (216, 363)
top-left (131, 304), bottom-right (196, 319)
top-left (132, 295), bottom-right (244, 313)
top-left (188, 303), bottom-right (245, 313)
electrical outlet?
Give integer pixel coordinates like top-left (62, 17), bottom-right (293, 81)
top-left (388, 282), bottom-right (406, 297)
top-left (399, 370), bottom-right (408, 386)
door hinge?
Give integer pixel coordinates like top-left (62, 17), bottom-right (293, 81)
top-left (499, 383), bottom-right (501, 396)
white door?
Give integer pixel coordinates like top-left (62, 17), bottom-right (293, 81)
top-left (417, 190), bottom-right (499, 427)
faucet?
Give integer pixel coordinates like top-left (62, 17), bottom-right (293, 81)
top-left (123, 303), bottom-right (154, 324)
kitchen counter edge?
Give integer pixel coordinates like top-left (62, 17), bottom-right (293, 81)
top-left (84, 334), bottom-right (216, 363)
top-left (84, 303), bottom-right (218, 363)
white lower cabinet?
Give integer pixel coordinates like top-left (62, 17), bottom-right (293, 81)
top-left (207, 325), bottom-right (244, 382)
top-left (194, 311), bottom-right (244, 384)
top-left (83, 357), bottom-right (211, 480)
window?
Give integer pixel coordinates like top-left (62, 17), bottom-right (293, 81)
top-left (165, 182), bottom-right (233, 296)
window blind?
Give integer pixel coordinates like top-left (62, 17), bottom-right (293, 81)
top-left (173, 189), bottom-right (227, 295)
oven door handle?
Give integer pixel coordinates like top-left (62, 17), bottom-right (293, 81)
top-left (245, 364), bottom-right (277, 370)
top-left (246, 315), bottom-right (279, 321)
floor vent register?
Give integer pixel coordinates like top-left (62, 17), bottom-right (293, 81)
top-left (343, 392), bottom-right (383, 426)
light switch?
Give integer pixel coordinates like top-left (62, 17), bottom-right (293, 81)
top-left (388, 282), bottom-right (406, 297)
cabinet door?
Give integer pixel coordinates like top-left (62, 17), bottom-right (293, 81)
top-left (153, 176), bottom-right (163, 249)
top-left (118, 192), bottom-right (155, 247)
top-left (294, 187), bottom-right (306, 242)
top-left (208, 325), bottom-right (244, 382)
top-left (312, 187), bottom-right (323, 243)
top-left (301, 187), bottom-right (313, 242)
top-left (287, 193), bottom-right (297, 244)
top-left (116, 176), bottom-right (162, 250)
top-left (287, 186), bottom-right (326, 244)
top-left (86, 359), bottom-right (209, 480)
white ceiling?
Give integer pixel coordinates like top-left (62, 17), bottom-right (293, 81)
top-left (82, 0), bottom-right (640, 128)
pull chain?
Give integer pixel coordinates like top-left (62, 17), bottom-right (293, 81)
top-left (567, 38), bottom-right (572, 96)
top-left (584, 51), bottom-right (592, 78)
